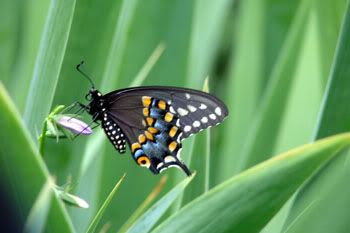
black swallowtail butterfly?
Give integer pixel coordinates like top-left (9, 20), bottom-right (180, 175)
top-left (76, 62), bottom-right (228, 176)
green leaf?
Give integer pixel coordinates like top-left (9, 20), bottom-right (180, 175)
top-left (23, 0), bottom-right (76, 139)
top-left (24, 178), bottom-right (54, 233)
top-left (86, 174), bottom-right (125, 233)
top-left (118, 176), bottom-right (168, 233)
top-left (0, 83), bottom-right (74, 233)
top-left (126, 174), bottom-right (195, 233)
top-left (282, 1), bottom-right (350, 232)
top-left (152, 133), bottom-right (350, 233)
top-left (186, 0), bottom-right (233, 88)
top-left (218, 0), bottom-right (303, 181)
top-left (235, 0), bottom-right (314, 172)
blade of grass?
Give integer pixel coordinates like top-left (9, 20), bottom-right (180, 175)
top-left (186, 0), bottom-right (233, 88)
top-left (118, 176), bottom-right (168, 233)
top-left (23, 177), bottom-right (54, 233)
top-left (23, 0), bottom-right (76, 139)
top-left (152, 133), bottom-right (350, 233)
top-left (203, 78), bottom-right (210, 192)
top-left (236, 0), bottom-right (314, 172)
top-left (314, 0), bottom-right (347, 85)
top-left (218, 0), bottom-right (303, 181)
top-left (86, 174), bottom-right (125, 233)
top-left (100, 0), bottom-right (138, 91)
top-left (282, 1), bottom-right (350, 232)
top-left (8, 0), bottom-right (50, 112)
top-left (260, 9), bottom-right (323, 233)
top-left (126, 174), bottom-right (195, 233)
top-left (0, 83), bottom-right (74, 233)
top-left (130, 42), bottom-right (166, 87)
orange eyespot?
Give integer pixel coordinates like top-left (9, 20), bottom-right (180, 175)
top-left (137, 156), bottom-right (151, 168)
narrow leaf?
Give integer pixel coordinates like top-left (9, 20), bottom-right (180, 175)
top-left (152, 133), bottom-right (350, 233)
top-left (86, 174), bottom-right (125, 233)
top-left (118, 176), bottom-right (168, 233)
top-left (23, 0), bottom-right (76, 139)
top-left (127, 173), bottom-right (195, 233)
top-left (0, 83), bottom-right (74, 233)
top-left (24, 178), bottom-right (54, 233)
top-left (283, 1), bottom-right (350, 232)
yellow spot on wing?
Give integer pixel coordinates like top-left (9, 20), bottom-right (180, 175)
top-left (148, 127), bottom-right (158, 134)
top-left (146, 117), bottom-right (154, 126)
top-left (169, 126), bottom-right (178, 137)
top-left (131, 143), bottom-right (141, 153)
top-left (145, 131), bottom-right (154, 141)
top-left (142, 96), bottom-right (152, 107)
top-left (158, 100), bottom-right (166, 110)
top-left (143, 108), bottom-right (149, 116)
top-left (138, 134), bottom-right (146, 144)
top-left (168, 141), bottom-right (177, 152)
top-left (164, 112), bottom-right (173, 122)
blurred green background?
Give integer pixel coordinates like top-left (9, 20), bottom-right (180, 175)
top-left (1, 0), bottom-right (350, 232)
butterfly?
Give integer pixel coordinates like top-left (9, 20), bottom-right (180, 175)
top-left (76, 62), bottom-right (228, 176)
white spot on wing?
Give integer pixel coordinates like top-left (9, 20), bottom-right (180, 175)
top-left (215, 107), bottom-right (222, 116)
top-left (164, 156), bottom-right (176, 163)
top-left (177, 108), bottom-right (188, 116)
top-left (185, 93), bottom-right (191, 99)
top-left (193, 121), bottom-right (200, 127)
top-left (187, 105), bottom-right (197, 112)
top-left (170, 106), bottom-right (176, 113)
top-left (199, 104), bottom-right (207, 109)
top-left (201, 117), bottom-right (208, 123)
top-left (157, 162), bottom-right (164, 169)
top-left (209, 114), bottom-right (216, 120)
top-left (184, 125), bottom-right (192, 132)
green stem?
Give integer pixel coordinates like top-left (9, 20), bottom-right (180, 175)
top-left (205, 130), bottom-right (211, 192)
top-left (39, 119), bottom-right (48, 157)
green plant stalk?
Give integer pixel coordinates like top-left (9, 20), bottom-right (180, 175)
top-left (38, 119), bottom-right (48, 157)
top-left (38, 105), bottom-right (65, 157)
top-left (85, 174), bottom-right (125, 233)
top-left (205, 130), bottom-right (211, 192)
top-left (118, 176), bottom-right (167, 233)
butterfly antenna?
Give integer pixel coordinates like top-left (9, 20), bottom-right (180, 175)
top-left (76, 61), bottom-right (95, 89)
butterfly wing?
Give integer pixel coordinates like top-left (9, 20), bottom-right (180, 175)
top-left (104, 86), bottom-right (228, 175)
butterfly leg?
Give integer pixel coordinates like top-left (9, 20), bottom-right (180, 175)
top-left (73, 114), bottom-right (99, 139)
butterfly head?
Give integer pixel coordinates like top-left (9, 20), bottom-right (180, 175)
top-left (85, 89), bottom-right (106, 118)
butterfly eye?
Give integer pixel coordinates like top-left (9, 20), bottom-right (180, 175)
top-left (85, 93), bottom-right (92, 101)
top-left (137, 156), bottom-right (151, 168)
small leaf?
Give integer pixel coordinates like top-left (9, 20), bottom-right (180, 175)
top-left (118, 176), bottom-right (168, 233)
top-left (55, 189), bottom-right (89, 209)
top-left (24, 178), bottom-right (54, 233)
top-left (127, 173), bottom-right (195, 233)
top-left (86, 174), bottom-right (126, 233)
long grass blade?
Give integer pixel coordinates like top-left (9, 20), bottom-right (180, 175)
top-left (23, 178), bottom-right (54, 233)
top-left (282, 1), bottom-right (350, 232)
top-left (0, 83), bottom-right (75, 233)
top-left (152, 133), bottom-right (350, 233)
top-left (86, 174), bottom-right (125, 233)
top-left (126, 174), bottom-right (195, 233)
top-left (23, 0), bottom-right (76, 139)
